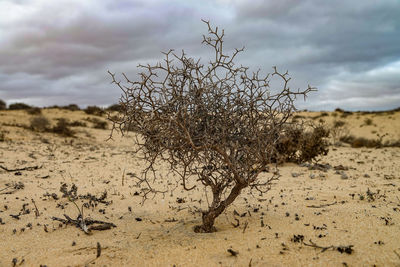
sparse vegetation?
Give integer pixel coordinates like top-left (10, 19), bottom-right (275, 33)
top-left (109, 21), bottom-right (321, 233)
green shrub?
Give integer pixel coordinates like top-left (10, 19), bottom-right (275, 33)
top-left (9, 103), bottom-right (31, 110)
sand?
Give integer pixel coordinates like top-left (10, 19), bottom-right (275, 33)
top-left (0, 109), bottom-right (399, 266)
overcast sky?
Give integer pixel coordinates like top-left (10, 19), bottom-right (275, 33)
top-left (1, 0), bottom-right (399, 111)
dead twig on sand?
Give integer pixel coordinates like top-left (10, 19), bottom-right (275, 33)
top-left (31, 199), bottom-right (40, 217)
top-left (51, 214), bottom-right (116, 234)
top-left (96, 242), bottom-right (101, 258)
top-left (306, 201), bottom-right (338, 208)
top-left (227, 248), bottom-right (239, 257)
top-left (394, 249), bottom-right (400, 260)
top-left (0, 182), bottom-right (24, 195)
top-left (0, 165), bottom-right (42, 172)
top-left (302, 239), bottom-right (354, 254)
top-left (52, 195), bottom-right (116, 234)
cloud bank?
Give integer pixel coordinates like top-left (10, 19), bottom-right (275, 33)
top-left (1, 0), bottom-right (399, 110)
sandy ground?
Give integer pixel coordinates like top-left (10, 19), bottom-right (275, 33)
top-left (0, 109), bottom-right (399, 266)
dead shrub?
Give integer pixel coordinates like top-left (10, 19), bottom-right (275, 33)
top-left (30, 116), bottom-right (50, 132)
top-left (330, 120), bottom-right (349, 144)
top-left (109, 21), bottom-right (319, 233)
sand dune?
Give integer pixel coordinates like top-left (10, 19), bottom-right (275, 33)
top-left (0, 108), bottom-right (399, 266)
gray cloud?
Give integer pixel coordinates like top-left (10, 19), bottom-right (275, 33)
top-left (0, 0), bottom-right (399, 110)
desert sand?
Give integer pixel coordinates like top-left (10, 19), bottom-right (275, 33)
top-left (0, 108), bottom-right (399, 266)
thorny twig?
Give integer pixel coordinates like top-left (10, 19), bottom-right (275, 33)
top-left (302, 239), bottom-right (354, 254)
top-left (306, 201), bottom-right (338, 208)
top-left (0, 165), bottom-right (42, 172)
top-left (0, 182), bottom-right (24, 195)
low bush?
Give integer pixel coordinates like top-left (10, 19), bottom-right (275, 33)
top-left (9, 103), bottom-right (31, 110)
top-left (340, 135), bottom-right (380, 148)
top-left (84, 106), bottom-right (105, 116)
top-left (276, 124), bottom-right (330, 163)
top-left (63, 104), bottom-right (80, 111)
top-left (330, 120), bottom-right (349, 144)
top-left (363, 118), bottom-right (373, 126)
top-left (0, 130), bottom-right (5, 142)
top-left (106, 104), bottom-right (122, 112)
top-left (26, 107), bottom-right (42, 115)
top-left (46, 105), bottom-right (60, 109)
top-left (340, 111), bottom-right (353, 118)
top-left (69, 120), bottom-right (87, 127)
top-left (0, 99), bottom-right (6, 110)
top-left (30, 116), bottom-right (51, 132)
top-left (51, 118), bottom-right (75, 137)
top-left (89, 118), bottom-right (108, 129)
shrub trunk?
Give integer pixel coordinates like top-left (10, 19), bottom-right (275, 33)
top-left (194, 183), bottom-right (244, 233)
